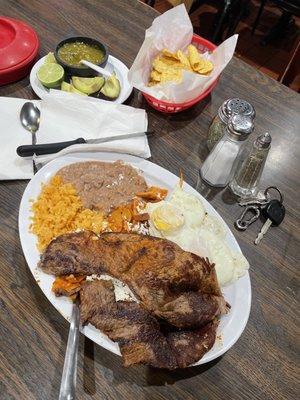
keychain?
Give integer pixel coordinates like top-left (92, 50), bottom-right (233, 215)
top-left (235, 205), bottom-right (261, 230)
top-left (235, 186), bottom-right (283, 232)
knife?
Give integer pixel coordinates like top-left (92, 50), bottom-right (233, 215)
top-left (59, 299), bottom-right (80, 400)
top-left (16, 131), bottom-right (151, 157)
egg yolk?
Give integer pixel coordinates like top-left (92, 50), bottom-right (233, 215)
top-left (151, 203), bottom-right (184, 232)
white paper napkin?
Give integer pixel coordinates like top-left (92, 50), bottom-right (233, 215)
top-left (1, 94), bottom-right (150, 180)
top-left (0, 97), bottom-right (40, 180)
top-left (128, 4), bottom-right (238, 103)
top-left (39, 90), bottom-right (148, 144)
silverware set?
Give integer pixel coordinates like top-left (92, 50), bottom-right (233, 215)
top-left (18, 101), bottom-right (151, 172)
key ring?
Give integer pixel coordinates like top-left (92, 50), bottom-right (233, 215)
top-left (264, 186), bottom-right (283, 204)
top-left (235, 205), bottom-right (261, 231)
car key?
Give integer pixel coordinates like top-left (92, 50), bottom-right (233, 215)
top-left (254, 199), bottom-right (285, 245)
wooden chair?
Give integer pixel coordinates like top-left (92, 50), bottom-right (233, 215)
top-left (210, 0), bottom-right (251, 43)
top-left (252, 0), bottom-right (300, 45)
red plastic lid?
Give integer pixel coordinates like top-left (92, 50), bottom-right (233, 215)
top-left (0, 16), bottom-right (39, 71)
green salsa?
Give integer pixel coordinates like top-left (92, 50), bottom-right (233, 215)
top-left (58, 42), bottom-right (104, 67)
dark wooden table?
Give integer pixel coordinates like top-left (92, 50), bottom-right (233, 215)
top-left (0, 1), bottom-right (299, 399)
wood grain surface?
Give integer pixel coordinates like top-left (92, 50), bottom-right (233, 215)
top-left (0, 1), bottom-right (299, 399)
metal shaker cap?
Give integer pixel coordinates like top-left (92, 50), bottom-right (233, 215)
top-left (227, 114), bottom-right (254, 140)
top-left (255, 132), bottom-right (272, 149)
top-left (220, 98), bottom-right (256, 123)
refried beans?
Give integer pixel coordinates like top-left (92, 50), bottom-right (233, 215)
top-left (57, 161), bottom-right (148, 214)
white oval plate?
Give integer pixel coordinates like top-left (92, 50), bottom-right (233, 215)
top-left (30, 55), bottom-right (133, 104)
top-left (19, 152), bottom-right (251, 366)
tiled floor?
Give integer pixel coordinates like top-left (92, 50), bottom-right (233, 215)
top-left (143, 0), bottom-right (300, 90)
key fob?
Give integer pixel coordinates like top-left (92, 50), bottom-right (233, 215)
top-left (262, 199), bottom-right (285, 226)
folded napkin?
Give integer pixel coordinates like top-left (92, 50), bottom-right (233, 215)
top-left (1, 93), bottom-right (150, 180)
top-left (0, 97), bottom-right (40, 180)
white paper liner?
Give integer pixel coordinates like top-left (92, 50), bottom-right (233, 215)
top-left (128, 4), bottom-right (238, 103)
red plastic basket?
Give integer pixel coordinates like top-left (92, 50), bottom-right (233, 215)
top-left (142, 34), bottom-right (218, 113)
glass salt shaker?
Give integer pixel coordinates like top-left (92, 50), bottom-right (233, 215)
top-left (229, 132), bottom-right (272, 198)
top-left (207, 98), bottom-right (255, 151)
top-left (200, 114), bottom-right (254, 187)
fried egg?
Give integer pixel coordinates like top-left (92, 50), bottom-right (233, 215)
top-left (146, 184), bottom-right (249, 287)
top-left (201, 214), bottom-right (226, 239)
top-left (170, 185), bottom-right (205, 229)
top-left (151, 202), bottom-right (184, 233)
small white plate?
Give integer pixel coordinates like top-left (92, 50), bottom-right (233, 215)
top-left (30, 55), bottom-right (133, 104)
top-left (19, 152), bottom-right (251, 366)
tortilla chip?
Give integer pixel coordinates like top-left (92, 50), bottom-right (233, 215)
top-left (153, 56), bottom-right (171, 73)
top-left (187, 44), bottom-right (205, 71)
top-left (160, 69), bottom-right (182, 84)
top-left (176, 51), bottom-right (189, 69)
top-left (188, 45), bottom-right (214, 75)
top-left (149, 44), bottom-right (213, 86)
top-left (160, 56), bottom-right (183, 69)
top-left (150, 70), bottom-right (161, 82)
top-left (195, 60), bottom-right (214, 75)
top-left (162, 49), bottom-right (180, 60)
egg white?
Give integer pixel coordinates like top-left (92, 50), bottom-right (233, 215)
top-left (201, 214), bottom-right (226, 239)
top-left (146, 185), bottom-right (249, 287)
top-left (169, 185), bottom-right (205, 229)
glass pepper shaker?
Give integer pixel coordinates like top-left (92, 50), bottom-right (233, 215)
top-left (229, 132), bottom-right (272, 198)
top-left (207, 98), bottom-right (255, 151)
top-left (200, 114), bottom-right (254, 187)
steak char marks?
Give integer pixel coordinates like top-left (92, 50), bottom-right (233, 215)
top-left (39, 231), bottom-right (228, 368)
top-left (80, 280), bottom-right (218, 369)
top-left (40, 231), bottom-right (228, 329)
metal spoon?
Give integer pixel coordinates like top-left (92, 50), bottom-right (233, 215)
top-left (20, 102), bottom-right (40, 144)
top-left (59, 300), bottom-right (80, 400)
top-left (20, 102), bottom-right (40, 174)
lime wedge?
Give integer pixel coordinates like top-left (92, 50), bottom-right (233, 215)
top-left (44, 52), bottom-right (57, 64)
top-left (37, 63), bottom-right (64, 88)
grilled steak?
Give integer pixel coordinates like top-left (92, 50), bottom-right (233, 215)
top-left (167, 321), bottom-right (218, 368)
top-left (40, 231), bottom-right (228, 328)
top-left (80, 280), bottom-right (218, 369)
